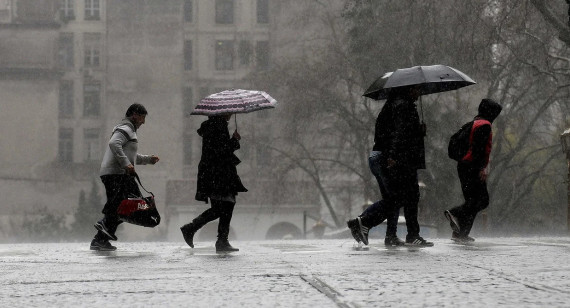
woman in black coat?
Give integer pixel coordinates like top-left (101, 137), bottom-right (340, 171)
top-left (181, 114), bottom-right (247, 252)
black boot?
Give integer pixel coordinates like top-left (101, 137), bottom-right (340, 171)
top-left (180, 223), bottom-right (198, 248)
top-left (180, 209), bottom-right (216, 248)
top-left (215, 201), bottom-right (237, 252)
top-left (216, 239), bottom-right (239, 252)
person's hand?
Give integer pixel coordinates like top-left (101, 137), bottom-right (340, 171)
top-left (150, 155), bottom-right (160, 164)
top-left (232, 130), bottom-right (241, 141)
top-left (479, 169), bottom-right (487, 182)
top-left (387, 158), bottom-right (397, 169)
top-left (125, 164), bottom-right (135, 175)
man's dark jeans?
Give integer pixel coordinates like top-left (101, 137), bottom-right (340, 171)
top-left (94, 174), bottom-right (141, 241)
top-left (448, 162), bottom-right (489, 236)
top-left (360, 151), bottom-right (421, 238)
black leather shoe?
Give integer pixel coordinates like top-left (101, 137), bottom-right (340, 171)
top-left (384, 235), bottom-right (405, 246)
top-left (180, 223), bottom-right (197, 248)
top-left (215, 240), bottom-right (239, 252)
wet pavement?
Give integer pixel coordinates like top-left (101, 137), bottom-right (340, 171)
top-left (1, 237), bottom-right (570, 307)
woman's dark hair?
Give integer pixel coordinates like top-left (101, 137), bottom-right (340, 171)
top-left (125, 103), bottom-right (148, 117)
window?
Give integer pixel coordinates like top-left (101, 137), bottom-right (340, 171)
top-left (183, 134), bottom-right (192, 165)
top-left (0, 0), bottom-right (8, 10)
top-left (83, 82), bottom-right (100, 117)
top-left (184, 40), bottom-right (192, 70)
top-left (58, 128), bottom-right (73, 162)
top-left (85, 0), bottom-right (100, 20)
top-left (183, 87), bottom-right (193, 116)
top-left (256, 41), bottom-right (270, 69)
top-left (59, 81), bottom-right (74, 118)
top-left (58, 33), bottom-right (74, 68)
top-left (183, 0), bottom-right (192, 22)
top-left (84, 33), bottom-right (101, 68)
top-left (215, 40), bottom-right (234, 71)
top-left (60, 0), bottom-right (75, 20)
top-left (257, 0), bottom-right (269, 24)
top-left (215, 0), bottom-right (233, 24)
top-left (84, 128), bottom-right (100, 161)
top-left (238, 40), bottom-right (252, 66)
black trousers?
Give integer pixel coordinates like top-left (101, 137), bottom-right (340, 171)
top-left (191, 199), bottom-right (236, 241)
top-left (94, 174), bottom-right (142, 241)
top-left (360, 166), bottom-right (421, 238)
top-left (449, 163), bottom-right (489, 236)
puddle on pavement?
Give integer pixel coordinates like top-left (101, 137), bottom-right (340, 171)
top-left (0, 249), bottom-right (36, 257)
top-left (261, 243), bottom-right (330, 254)
top-left (444, 241), bottom-right (528, 251)
top-left (262, 243), bottom-right (329, 252)
top-left (89, 250), bottom-right (157, 260)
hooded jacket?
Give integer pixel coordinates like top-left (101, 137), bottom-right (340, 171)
top-left (462, 99), bottom-right (502, 170)
top-left (99, 118), bottom-right (154, 176)
top-left (373, 96), bottom-right (426, 170)
top-left (195, 116), bottom-right (247, 203)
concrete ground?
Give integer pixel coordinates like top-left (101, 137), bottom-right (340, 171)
top-left (1, 237), bottom-right (570, 307)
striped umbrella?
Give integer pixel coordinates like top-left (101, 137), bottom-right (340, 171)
top-left (190, 89), bottom-right (277, 116)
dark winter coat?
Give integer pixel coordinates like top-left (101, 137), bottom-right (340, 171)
top-left (462, 98), bottom-right (502, 170)
top-left (372, 96), bottom-right (426, 170)
top-left (195, 117), bottom-right (247, 203)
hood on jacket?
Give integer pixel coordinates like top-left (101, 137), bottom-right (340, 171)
top-left (197, 116), bottom-right (227, 137)
top-left (477, 98), bottom-right (502, 123)
top-left (118, 117), bottom-right (137, 132)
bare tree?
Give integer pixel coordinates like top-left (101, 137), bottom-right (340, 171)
top-left (531, 0), bottom-right (570, 44)
top-left (251, 0), bottom-right (570, 232)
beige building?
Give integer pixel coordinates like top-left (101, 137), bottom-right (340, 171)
top-left (0, 0), bottom-right (321, 242)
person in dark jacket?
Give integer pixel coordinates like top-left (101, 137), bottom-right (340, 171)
top-left (444, 98), bottom-right (502, 242)
top-left (180, 114), bottom-right (247, 252)
top-left (347, 86), bottom-right (433, 247)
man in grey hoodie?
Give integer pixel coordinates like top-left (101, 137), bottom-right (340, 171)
top-left (90, 103), bottom-right (159, 251)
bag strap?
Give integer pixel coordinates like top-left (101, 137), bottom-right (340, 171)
top-left (133, 172), bottom-right (154, 197)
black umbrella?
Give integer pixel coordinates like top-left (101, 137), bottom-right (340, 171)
top-left (363, 65), bottom-right (476, 100)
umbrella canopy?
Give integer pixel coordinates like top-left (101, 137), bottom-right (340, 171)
top-left (190, 89), bottom-right (277, 116)
top-left (363, 65), bottom-right (476, 100)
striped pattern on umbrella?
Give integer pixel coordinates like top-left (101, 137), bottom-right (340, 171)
top-left (190, 89), bottom-right (277, 116)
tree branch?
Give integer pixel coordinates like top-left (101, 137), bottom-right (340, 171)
top-left (531, 0), bottom-right (570, 44)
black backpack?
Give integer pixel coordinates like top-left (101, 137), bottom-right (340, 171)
top-left (448, 121), bottom-right (473, 161)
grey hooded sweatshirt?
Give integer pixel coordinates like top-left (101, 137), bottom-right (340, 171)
top-left (99, 118), bottom-right (153, 176)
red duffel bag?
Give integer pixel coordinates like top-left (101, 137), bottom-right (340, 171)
top-left (117, 173), bottom-right (161, 227)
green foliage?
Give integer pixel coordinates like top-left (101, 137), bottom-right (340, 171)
top-left (18, 207), bottom-right (68, 243)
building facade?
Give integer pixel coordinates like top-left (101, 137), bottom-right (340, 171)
top-left (0, 0), bottom-right (320, 242)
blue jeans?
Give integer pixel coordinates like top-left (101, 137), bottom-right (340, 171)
top-left (360, 151), bottom-right (421, 238)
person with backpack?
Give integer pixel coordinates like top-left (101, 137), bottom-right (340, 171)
top-left (90, 103), bottom-right (160, 251)
top-left (180, 113), bottom-right (247, 252)
top-left (444, 98), bottom-right (502, 242)
top-left (347, 85), bottom-right (434, 247)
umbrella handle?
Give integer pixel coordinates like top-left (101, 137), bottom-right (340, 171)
top-left (419, 97), bottom-right (426, 136)
top-left (419, 96), bottom-right (424, 123)
top-left (234, 114), bottom-right (238, 132)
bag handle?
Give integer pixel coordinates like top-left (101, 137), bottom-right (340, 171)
top-left (133, 172), bottom-right (155, 197)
